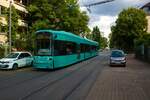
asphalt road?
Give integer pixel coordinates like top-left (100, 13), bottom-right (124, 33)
top-left (1, 52), bottom-right (150, 100)
top-left (0, 52), bottom-right (109, 100)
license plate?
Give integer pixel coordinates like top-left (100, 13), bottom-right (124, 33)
top-left (0, 64), bottom-right (5, 67)
top-left (115, 62), bottom-right (121, 64)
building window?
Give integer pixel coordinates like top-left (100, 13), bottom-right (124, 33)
top-left (22, 0), bottom-right (28, 6)
top-left (0, 26), bottom-right (7, 33)
top-left (0, 6), bottom-right (7, 15)
top-left (143, 7), bottom-right (150, 14)
top-left (149, 7), bottom-right (150, 10)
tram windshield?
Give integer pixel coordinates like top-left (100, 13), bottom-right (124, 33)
top-left (36, 32), bottom-right (52, 56)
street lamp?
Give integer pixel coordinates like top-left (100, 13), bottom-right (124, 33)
top-left (9, 0), bottom-right (12, 53)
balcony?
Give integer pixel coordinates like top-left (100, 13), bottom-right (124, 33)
top-left (0, 33), bottom-right (7, 45)
top-left (14, 0), bottom-right (26, 8)
top-left (0, 16), bottom-right (27, 27)
top-left (0, 0), bottom-right (27, 13)
top-left (0, 16), bottom-right (7, 25)
top-left (18, 19), bottom-right (27, 27)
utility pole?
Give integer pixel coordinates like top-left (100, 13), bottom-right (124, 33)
top-left (0, 6), bottom-right (1, 15)
top-left (9, 0), bottom-right (12, 53)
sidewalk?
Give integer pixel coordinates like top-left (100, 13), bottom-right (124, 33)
top-left (86, 54), bottom-right (150, 100)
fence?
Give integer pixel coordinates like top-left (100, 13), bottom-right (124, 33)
top-left (135, 44), bottom-right (150, 63)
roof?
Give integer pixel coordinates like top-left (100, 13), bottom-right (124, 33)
top-left (111, 49), bottom-right (125, 53)
top-left (141, 2), bottom-right (150, 9)
top-left (36, 30), bottom-right (98, 46)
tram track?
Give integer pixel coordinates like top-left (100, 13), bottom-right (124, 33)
top-left (21, 55), bottom-right (109, 100)
top-left (62, 59), bottom-right (102, 100)
top-left (0, 71), bottom-right (49, 90)
top-left (0, 68), bottom-right (33, 81)
top-left (0, 57), bottom-right (95, 90)
top-left (64, 56), bottom-right (108, 100)
top-left (20, 57), bottom-right (99, 100)
top-left (0, 56), bottom-right (98, 100)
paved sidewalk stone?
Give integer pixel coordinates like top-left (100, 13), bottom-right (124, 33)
top-left (86, 54), bottom-right (150, 100)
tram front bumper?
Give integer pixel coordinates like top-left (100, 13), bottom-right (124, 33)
top-left (33, 56), bottom-right (53, 69)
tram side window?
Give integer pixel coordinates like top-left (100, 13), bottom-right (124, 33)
top-left (66, 42), bottom-right (77, 54)
top-left (91, 46), bottom-right (96, 51)
top-left (54, 40), bottom-right (77, 56)
top-left (84, 44), bottom-right (90, 52)
top-left (80, 44), bottom-right (85, 53)
top-left (84, 44), bottom-right (88, 52)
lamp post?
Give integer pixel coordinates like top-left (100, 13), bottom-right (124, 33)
top-left (9, 0), bottom-right (12, 53)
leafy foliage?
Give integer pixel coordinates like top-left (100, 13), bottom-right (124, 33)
top-left (101, 37), bottom-right (108, 49)
top-left (0, 18), bottom-right (2, 32)
top-left (110, 8), bottom-right (147, 51)
top-left (27, 0), bottom-right (89, 35)
top-left (0, 7), bottom-right (8, 32)
top-left (6, 6), bottom-right (20, 40)
top-left (92, 26), bottom-right (108, 49)
top-left (135, 33), bottom-right (150, 46)
top-left (1, 6), bottom-right (30, 51)
top-left (92, 26), bottom-right (101, 43)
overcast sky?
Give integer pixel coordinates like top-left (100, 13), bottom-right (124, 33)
top-left (79, 0), bottom-right (150, 38)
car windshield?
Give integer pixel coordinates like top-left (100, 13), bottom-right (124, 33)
top-left (5, 53), bottom-right (19, 58)
top-left (111, 51), bottom-right (124, 57)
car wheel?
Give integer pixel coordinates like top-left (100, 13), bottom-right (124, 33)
top-left (12, 64), bottom-right (18, 70)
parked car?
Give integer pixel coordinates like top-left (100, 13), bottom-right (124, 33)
top-left (0, 52), bottom-right (33, 69)
top-left (109, 50), bottom-right (126, 67)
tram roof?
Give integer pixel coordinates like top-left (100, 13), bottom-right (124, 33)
top-left (36, 30), bottom-right (98, 46)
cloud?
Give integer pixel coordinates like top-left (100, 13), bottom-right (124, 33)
top-left (80, 0), bottom-right (150, 16)
top-left (79, 0), bottom-right (150, 38)
top-left (88, 15), bottom-right (117, 38)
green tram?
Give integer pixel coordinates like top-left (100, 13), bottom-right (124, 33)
top-left (33, 30), bottom-right (99, 69)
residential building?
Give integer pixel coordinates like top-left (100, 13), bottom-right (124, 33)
top-left (141, 2), bottom-right (150, 33)
top-left (0, 0), bottom-right (28, 45)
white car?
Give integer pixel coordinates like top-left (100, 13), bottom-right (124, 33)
top-left (0, 52), bottom-right (33, 69)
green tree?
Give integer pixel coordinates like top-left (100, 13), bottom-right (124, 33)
top-left (0, 18), bottom-right (2, 32)
top-left (86, 32), bottom-right (93, 40)
top-left (0, 6), bottom-right (21, 50)
top-left (27, 0), bottom-right (89, 35)
top-left (6, 6), bottom-right (20, 41)
top-left (110, 8), bottom-right (147, 51)
top-left (135, 34), bottom-right (150, 46)
top-left (101, 37), bottom-right (108, 49)
top-left (0, 7), bottom-right (8, 33)
top-left (26, 0), bottom-right (90, 51)
top-left (92, 26), bottom-right (101, 48)
top-left (92, 26), bottom-right (108, 49)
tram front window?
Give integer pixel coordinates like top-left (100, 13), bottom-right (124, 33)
top-left (36, 33), bottom-right (52, 56)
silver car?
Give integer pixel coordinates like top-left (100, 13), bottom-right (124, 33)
top-left (110, 50), bottom-right (126, 67)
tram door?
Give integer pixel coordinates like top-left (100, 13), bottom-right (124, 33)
top-left (77, 44), bottom-right (81, 60)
